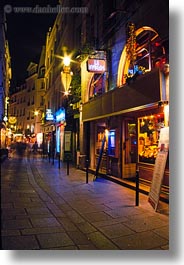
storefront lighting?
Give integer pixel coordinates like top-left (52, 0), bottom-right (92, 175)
top-left (105, 129), bottom-right (109, 139)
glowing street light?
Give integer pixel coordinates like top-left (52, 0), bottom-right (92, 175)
top-left (63, 56), bottom-right (71, 67)
top-left (61, 55), bottom-right (73, 95)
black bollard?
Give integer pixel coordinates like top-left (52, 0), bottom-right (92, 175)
top-left (58, 153), bottom-right (60, 169)
top-left (135, 169), bottom-right (139, 206)
top-left (52, 152), bottom-right (54, 165)
top-left (67, 160), bottom-right (69, 175)
top-left (86, 159), bottom-right (89, 183)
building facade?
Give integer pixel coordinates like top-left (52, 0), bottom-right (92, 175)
top-left (79, 0), bottom-right (169, 198)
top-left (0, 11), bottom-right (11, 148)
top-left (7, 0), bottom-right (169, 199)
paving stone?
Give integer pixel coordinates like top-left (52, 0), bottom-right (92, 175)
top-left (112, 231), bottom-right (169, 250)
top-left (2, 219), bottom-right (32, 229)
top-left (78, 244), bottom-right (97, 250)
top-left (21, 226), bottom-right (65, 235)
top-left (67, 230), bottom-right (92, 245)
top-left (98, 223), bottom-right (135, 239)
top-left (30, 217), bottom-right (61, 228)
top-left (66, 210), bottom-right (86, 223)
top-left (1, 208), bottom-right (27, 216)
top-left (153, 226), bottom-right (169, 240)
top-left (2, 235), bottom-right (39, 250)
top-left (81, 211), bottom-right (112, 222)
top-left (76, 221), bottom-right (97, 234)
top-left (36, 232), bottom-right (74, 249)
top-left (123, 215), bottom-right (168, 232)
top-left (26, 207), bottom-right (51, 215)
top-left (92, 217), bottom-right (129, 228)
top-left (105, 206), bottom-right (143, 218)
top-left (58, 217), bottom-right (78, 231)
top-left (86, 231), bottom-right (119, 250)
top-left (51, 245), bottom-right (78, 250)
top-left (2, 229), bottom-right (21, 236)
top-left (13, 201), bottom-right (45, 208)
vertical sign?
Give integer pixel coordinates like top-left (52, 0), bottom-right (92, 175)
top-left (148, 127), bottom-right (169, 211)
top-left (64, 131), bottom-right (71, 151)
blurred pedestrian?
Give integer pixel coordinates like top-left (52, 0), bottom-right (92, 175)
top-left (32, 141), bottom-right (38, 154)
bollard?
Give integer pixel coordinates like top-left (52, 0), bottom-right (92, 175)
top-left (58, 153), bottom-right (60, 169)
top-left (52, 152), bottom-right (54, 165)
top-left (86, 159), bottom-right (89, 183)
top-left (135, 169), bottom-right (139, 206)
top-left (67, 160), bottom-right (69, 175)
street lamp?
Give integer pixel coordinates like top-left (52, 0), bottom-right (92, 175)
top-left (61, 55), bottom-right (73, 96)
top-left (63, 56), bottom-right (71, 67)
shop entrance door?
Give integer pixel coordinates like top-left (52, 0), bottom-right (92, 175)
top-left (122, 120), bottom-right (137, 179)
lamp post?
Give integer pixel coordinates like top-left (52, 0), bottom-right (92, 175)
top-left (60, 55), bottom-right (73, 169)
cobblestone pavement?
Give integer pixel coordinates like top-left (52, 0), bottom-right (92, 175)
top-left (1, 154), bottom-right (169, 250)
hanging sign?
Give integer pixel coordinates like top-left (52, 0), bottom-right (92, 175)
top-left (87, 59), bottom-right (106, 73)
top-left (55, 108), bottom-right (65, 123)
top-left (8, 116), bottom-right (17, 124)
top-left (45, 109), bottom-right (54, 121)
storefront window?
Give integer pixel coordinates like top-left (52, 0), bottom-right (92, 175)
top-left (108, 130), bottom-right (115, 156)
top-left (96, 126), bottom-right (106, 155)
top-left (138, 113), bottom-right (164, 164)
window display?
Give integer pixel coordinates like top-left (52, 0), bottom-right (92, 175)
top-left (138, 113), bottom-right (164, 164)
top-left (108, 130), bottom-right (115, 156)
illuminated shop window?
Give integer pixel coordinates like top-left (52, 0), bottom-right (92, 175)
top-left (138, 113), bottom-right (164, 164)
top-left (108, 130), bottom-right (115, 156)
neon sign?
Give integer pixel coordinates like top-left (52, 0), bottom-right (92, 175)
top-left (55, 108), bottom-right (65, 122)
top-left (45, 109), bottom-right (54, 121)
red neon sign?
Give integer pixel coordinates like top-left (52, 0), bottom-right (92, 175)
top-left (87, 59), bottom-right (106, 73)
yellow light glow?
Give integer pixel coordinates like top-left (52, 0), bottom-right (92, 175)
top-left (164, 104), bottom-right (169, 127)
top-left (105, 129), bottom-right (109, 139)
top-left (63, 56), bottom-right (71, 67)
top-left (64, 91), bottom-right (69, 96)
top-left (34, 110), bottom-right (39, 116)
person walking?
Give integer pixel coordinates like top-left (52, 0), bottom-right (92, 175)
top-left (32, 141), bottom-right (38, 159)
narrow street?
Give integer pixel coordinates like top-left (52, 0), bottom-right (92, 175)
top-left (1, 154), bottom-right (169, 250)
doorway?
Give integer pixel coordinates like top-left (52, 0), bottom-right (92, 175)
top-left (122, 119), bottom-right (137, 179)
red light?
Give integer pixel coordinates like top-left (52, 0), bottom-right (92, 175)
top-left (155, 42), bottom-right (160, 47)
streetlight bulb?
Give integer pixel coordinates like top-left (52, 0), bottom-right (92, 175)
top-left (63, 56), bottom-right (71, 66)
top-left (34, 110), bottom-right (39, 116)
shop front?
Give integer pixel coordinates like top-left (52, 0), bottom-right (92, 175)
top-left (82, 68), bottom-right (169, 196)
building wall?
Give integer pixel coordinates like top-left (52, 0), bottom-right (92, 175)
top-left (0, 11), bottom-right (11, 148)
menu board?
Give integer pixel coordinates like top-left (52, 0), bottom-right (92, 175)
top-left (148, 127), bottom-right (169, 211)
top-left (64, 131), bottom-right (71, 151)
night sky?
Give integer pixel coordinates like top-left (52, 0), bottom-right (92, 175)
top-left (2, 0), bottom-right (59, 88)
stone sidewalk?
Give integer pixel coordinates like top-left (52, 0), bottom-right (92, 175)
top-left (1, 155), bottom-right (169, 250)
